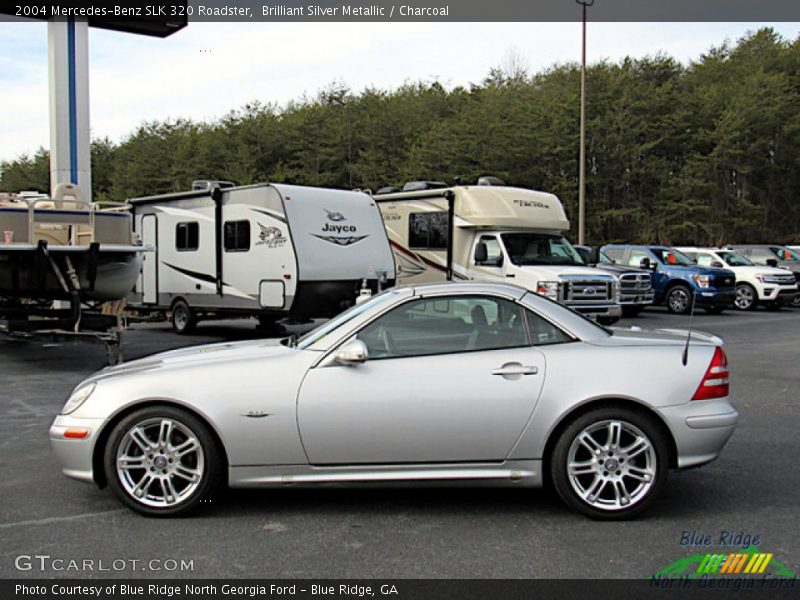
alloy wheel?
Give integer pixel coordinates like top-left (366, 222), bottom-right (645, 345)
top-left (734, 285), bottom-right (755, 310)
top-left (566, 419), bottom-right (657, 511)
top-left (668, 288), bottom-right (690, 314)
top-left (116, 417), bottom-right (205, 508)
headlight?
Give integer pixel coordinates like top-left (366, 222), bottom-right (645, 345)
top-left (693, 274), bottom-right (711, 289)
top-left (61, 383), bottom-right (96, 415)
top-left (536, 281), bottom-right (560, 299)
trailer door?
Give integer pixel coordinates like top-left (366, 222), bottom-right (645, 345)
top-left (141, 214), bottom-right (158, 304)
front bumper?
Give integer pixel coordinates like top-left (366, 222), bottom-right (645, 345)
top-left (758, 284), bottom-right (798, 302)
top-left (659, 397), bottom-right (738, 469)
top-left (49, 414), bottom-right (106, 483)
top-left (569, 304), bottom-right (623, 318)
top-left (619, 292), bottom-right (655, 306)
top-left (694, 289), bottom-right (736, 307)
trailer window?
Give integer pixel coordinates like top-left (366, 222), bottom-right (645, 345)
top-left (175, 222), bottom-right (199, 251)
top-left (224, 220), bottom-right (250, 252)
top-left (409, 212), bottom-right (448, 250)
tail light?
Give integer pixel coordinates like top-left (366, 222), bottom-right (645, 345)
top-left (692, 346), bottom-right (729, 400)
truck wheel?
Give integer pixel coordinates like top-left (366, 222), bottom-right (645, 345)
top-left (257, 316), bottom-right (286, 334)
top-left (171, 300), bottom-right (196, 334)
top-left (550, 406), bottom-right (668, 520)
top-left (104, 405), bottom-right (224, 517)
top-left (622, 306), bottom-right (645, 317)
top-left (597, 316), bottom-right (620, 326)
top-left (734, 283), bottom-right (757, 311)
top-left (792, 293), bottom-right (800, 308)
top-left (666, 285), bottom-right (693, 315)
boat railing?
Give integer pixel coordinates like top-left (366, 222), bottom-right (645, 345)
top-left (21, 196), bottom-right (132, 245)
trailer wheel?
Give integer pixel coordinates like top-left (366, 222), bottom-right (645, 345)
top-left (171, 300), bottom-right (196, 334)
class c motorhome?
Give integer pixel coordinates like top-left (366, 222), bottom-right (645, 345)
top-left (373, 180), bottom-right (621, 323)
top-left (127, 182), bottom-right (395, 333)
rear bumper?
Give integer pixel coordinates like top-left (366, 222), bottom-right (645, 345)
top-left (659, 398), bottom-right (738, 469)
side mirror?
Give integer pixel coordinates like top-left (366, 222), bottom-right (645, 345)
top-left (474, 242), bottom-right (488, 264)
top-left (710, 260), bottom-right (724, 268)
top-left (334, 339), bottom-right (368, 366)
top-left (588, 247), bottom-right (600, 265)
top-left (639, 258), bottom-right (652, 270)
top-left (767, 258), bottom-right (778, 268)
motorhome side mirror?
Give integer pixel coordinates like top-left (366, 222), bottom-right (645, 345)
top-left (334, 339), bottom-right (368, 366)
top-left (767, 259), bottom-right (778, 267)
top-left (474, 242), bottom-right (488, 264)
top-left (639, 258), bottom-right (653, 270)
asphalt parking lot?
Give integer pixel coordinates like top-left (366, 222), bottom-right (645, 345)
top-left (1, 306), bottom-right (799, 579)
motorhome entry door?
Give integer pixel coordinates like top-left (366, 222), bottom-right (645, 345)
top-left (141, 214), bottom-right (158, 304)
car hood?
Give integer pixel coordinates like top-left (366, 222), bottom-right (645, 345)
top-left (660, 264), bottom-right (733, 278)
top-left (589, 263), bottom-right (647, 276)
top-left (590, 327), bottom-right (722, 347)
top-left (86, 338), bottom-right (297, 383)
top-left (516, 265), bottom-right (615, 280)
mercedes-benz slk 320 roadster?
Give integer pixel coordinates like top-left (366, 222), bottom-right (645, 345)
top-left (51, 282), bottom-right (738, 519)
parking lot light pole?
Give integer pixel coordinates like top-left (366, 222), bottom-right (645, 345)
top-left (576, 0), bottom-right (594, 245)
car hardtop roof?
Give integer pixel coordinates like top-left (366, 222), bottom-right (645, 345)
top-left (407, 281), bottom-right (528, 300)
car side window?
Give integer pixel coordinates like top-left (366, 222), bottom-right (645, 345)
top-left (526, 310), bottom-right (572, 346)
top-left (695, 254), bottom-right (713, 267)
top-left (628, 250), bottom-right (650, 268)
top-left (356, 296), bottom-right (528, 359)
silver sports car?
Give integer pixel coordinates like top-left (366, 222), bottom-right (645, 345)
top-left (50, 282), bottom-right (738, 519)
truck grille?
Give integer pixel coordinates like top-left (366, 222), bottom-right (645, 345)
top-left (565, 281), bottom-right (613, 303)
top-left (619, 273), bottom-right (652, 292)
top-left (763, 273), bottom-right (797, 285)
top-left (712, 274), bottom-right (735, 289)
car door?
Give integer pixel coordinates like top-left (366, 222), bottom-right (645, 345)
top-left (297, 294), bottom-right (546, 465)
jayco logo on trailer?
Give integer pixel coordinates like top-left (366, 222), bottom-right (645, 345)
top-left (256, 223), bottom-right (287, 248)
top-left (313, 209), bottom-right (369, 247)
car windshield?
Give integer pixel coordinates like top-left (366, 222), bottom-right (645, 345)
top-left (655, 248), bottom-right (695, 266)
top-left (501, 233), bottom-right (584, 266)
top-left (295, 290), bottom-right (401, 350)
top-left (771, 247), bottom-right (800, 262)
top-left (598, 250), bottom-right (614, 265)
top-left (717, 251), bottom-right (753, 266)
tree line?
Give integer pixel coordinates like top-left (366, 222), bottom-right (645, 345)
top-left (2, 28), bottom-right (799, 245)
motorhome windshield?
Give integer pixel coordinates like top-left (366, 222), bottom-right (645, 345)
top-left (717, 251), bottom-right (753, 266)
top-left (500, 233), bottom-right (584, 266)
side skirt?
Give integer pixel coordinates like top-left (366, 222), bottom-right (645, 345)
top-left (228, 460), bottom-right (543, 488)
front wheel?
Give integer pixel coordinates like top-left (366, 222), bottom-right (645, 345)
top-left (104, 406), bottom-right (223, 517)
top-left (666, 285), bottom-right (693, 315)
top-left (734, 283), bottom-right (757, 311)
top-left (550, 407), bottom-right (668, 520)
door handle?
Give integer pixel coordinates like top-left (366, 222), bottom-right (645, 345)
top-left (492, 364), bottom-right (538, 377)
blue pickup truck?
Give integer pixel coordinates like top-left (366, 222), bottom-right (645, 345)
top-left (601, 245), bottom-right (736, 314)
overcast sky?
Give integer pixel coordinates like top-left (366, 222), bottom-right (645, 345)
top-left (0, 21), bottom-right (798, 162)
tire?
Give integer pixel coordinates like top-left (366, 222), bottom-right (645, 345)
top-left (792, 293), bottom-right (800, 308)
top-left (171, 299), bottom-right (196, 334)
top-left (665, 284), bottom-right (693, 315)
top-left (597, 316), bottom-right (620, 326)
top-left (104, 405), bottom-right (224, 517)
top-left (704, 306), bottom-right (726, 314)
top-left (734, 283), bottom-right (757, 311)
top-left (257, 315), bottom-right (286, 334)
top-left (550, 406), bottom-right (669, 520)
top-left (622, 305), bottom-right (645, 317)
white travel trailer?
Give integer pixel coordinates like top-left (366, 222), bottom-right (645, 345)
top-left (373, 180), bottom-right (621, 322)
top-left (128, 183), bottom-right (395, 333)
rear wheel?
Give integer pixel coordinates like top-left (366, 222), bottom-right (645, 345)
top-left (666, 285), bottom-right (693, 315)
top-left (734, 283), bottom-right (757, 311)
top-left (171, 300), bottom-right (196, 334)
top-left (104, 405), bottom-right (223, 517)
top-left (550, 406), bottom-right (668, 520)
top-left (257, 315), bottom-right (286, 334)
